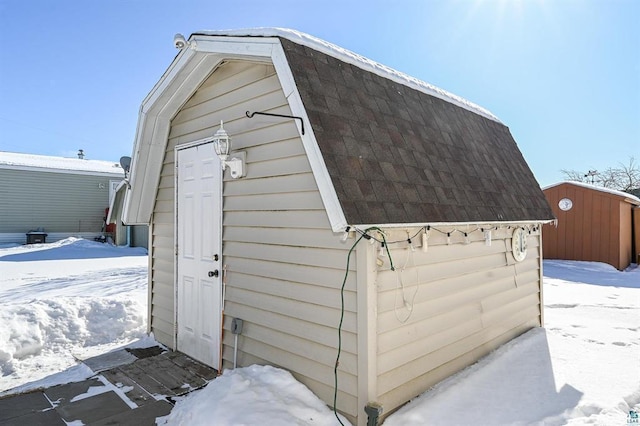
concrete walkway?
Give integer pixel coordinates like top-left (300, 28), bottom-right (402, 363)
top-left (0, 347), bottom-right (217, 425)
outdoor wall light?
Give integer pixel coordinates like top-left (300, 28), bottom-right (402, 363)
top-left (212, 120), bottom-right (245, 179)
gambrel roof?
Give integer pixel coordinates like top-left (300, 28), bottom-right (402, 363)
top-left (124, 29), bottom-right (553, 229)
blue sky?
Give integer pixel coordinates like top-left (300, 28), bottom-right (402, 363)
top-left (0, 0), bottom-right (638, 187)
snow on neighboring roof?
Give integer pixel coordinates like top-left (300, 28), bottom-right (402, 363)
top-left (0, 151), bottom-right (124, 176)
top-left (543, 181), bottom-right (640, 204)
top-left (193, 28), bottom-right (501, 123)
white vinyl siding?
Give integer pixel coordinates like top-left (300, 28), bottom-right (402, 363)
top-left (149, 60), bottom-right (359, 421)
top-left (373, 227), bottom-right (542, 417)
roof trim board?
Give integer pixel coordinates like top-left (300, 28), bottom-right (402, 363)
top-left (270, 40), bottom-right (348, 231)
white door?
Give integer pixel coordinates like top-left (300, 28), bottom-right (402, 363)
top-left (176, 142), bottom-right (222, 368)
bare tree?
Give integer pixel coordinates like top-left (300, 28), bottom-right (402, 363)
top-left (560, 157), bottom-right (640, 193)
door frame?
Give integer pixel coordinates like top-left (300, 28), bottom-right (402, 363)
top-left (173, 137), bottom-right (223, 364)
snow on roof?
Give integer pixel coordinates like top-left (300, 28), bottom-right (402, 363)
top-left (193, 28), bottom-right (501, 123)
top-left (543, 180), bottom-right (640, 204)
top-left (0, 151), bottom-right (124, 176)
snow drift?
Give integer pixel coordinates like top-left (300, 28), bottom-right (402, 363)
top-left (0, 238), bottom-right (148, 392)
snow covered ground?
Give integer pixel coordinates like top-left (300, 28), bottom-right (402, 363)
top-left (0, 238), bottom-right (148, 393)
top-left (1, 238), bottom-right (638, 425)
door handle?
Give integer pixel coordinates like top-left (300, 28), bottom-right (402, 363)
top-left (208, 270), bottom-right (219, 278)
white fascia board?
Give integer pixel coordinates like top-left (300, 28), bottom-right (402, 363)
top-left (271, 42), bottom-right (348, 233)
top-left (124, 50), bottom-right (226, 224)
top-left (189, 35), bottom-right (275, 58)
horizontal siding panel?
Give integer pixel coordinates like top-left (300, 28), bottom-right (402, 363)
top-left (232, 121), bottom-right (301, 150)
top-left (244, 138), bottom-right (307, 163)
top-left (174, 73), bottom-right (282, 125)
top-left (152, 223), bottom-right (173, 238)
top-left (378, 304), bottom-right (483, 353)
top-left (151, 276), bottom-right (174, 298)
top-left (221, 331), bottom-right (358, 396)
top-left (377, 265), bottom-right (516, 313)
top-left (377, 275), bottom-right (515, 332)
top-left (152, 247), bottom-right (174, 264)
top-left (515, 256), bottom-right (541, 274)
top-left (169, 90), bottom-right (288, 140)
top-left (392, 238), bottom-right (509, 263)
top-left (378, 315), bottom-right (483, 375)
top-left (153, 212), bottom-right (173, 224)
top-left (223, 172), bottom-right (317, 196)
top-left (151, 293), bottom-right (173, 314)
top-left (223, 210), bottom-right (329, 229)
top-left (378, 319), bottom-right (539, 418)
top-left (482, 294), bottom-right (541, 328)
top-left (481, 281), bottom-right (539, 313)
top-left (224, 191), bottom-right (324, 211)
top-left (227, 257), bottom-right (356, 291)
top-left (378, 312), bottom-right (540, 395)
top-left (158, 175), bottom-right (173, 189)
top-left (156, 188), bottom-right (174, 203)
top-left (224, 241), bottom-right (354, 270)
top-left (376, 251), bottom-right (509, 292)
top-left (155, 198), bottom-right (174, 212)
top-left (223, 300), bottom-right (357, 355)
top-left (379, 298), bottom-right (540, 375)
top-left (224, 321), bottom-right (356, 376)
top-left (225, 286), bottom-right (357, 333)
top-left (244, 155), bottom-right (312, 179)
top-left (224, 227), bottom-right (345, 250)
top-left (152, 235), bottom-right (174, 249)
top-left (230, 272), bottom-right (356, 313)
top-left (162, 150), bottom-right (175, 167)
top-left (151, 307), bottom-right (174, 339)
top-left (151, 327), bottom-right (174, 350)
top-left (180, 63), bottom-right (276, 112)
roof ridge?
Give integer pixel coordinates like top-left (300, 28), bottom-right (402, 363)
top-left (192, 28), bottom-right (501, 123)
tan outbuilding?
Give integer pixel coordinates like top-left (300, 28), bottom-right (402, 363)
top-left (123, 29), bottom-right (554, 425)
top-left (543, 181), bottom-right (640, 270)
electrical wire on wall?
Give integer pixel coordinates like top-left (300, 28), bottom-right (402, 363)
top-left (333, 226), bottom-right (393, 425)
top-left (393, 237), bottom-right (419, 323)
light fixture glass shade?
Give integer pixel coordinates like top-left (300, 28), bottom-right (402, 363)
top-left (212, 120), bottom-right (230, 160)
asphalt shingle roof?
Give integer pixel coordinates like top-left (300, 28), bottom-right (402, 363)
top-left (280, 38), bottom-right (554, 225)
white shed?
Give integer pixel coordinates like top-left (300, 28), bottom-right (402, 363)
top-left (124, 29), bottom-right (554, 425)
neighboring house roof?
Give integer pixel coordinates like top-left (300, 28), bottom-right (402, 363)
top-left (543, 181), bottom-right (640, 205)
top-left (125, 28), bottom-right (554, 228)
top-left (0, 151), bottom-right (124, 177)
